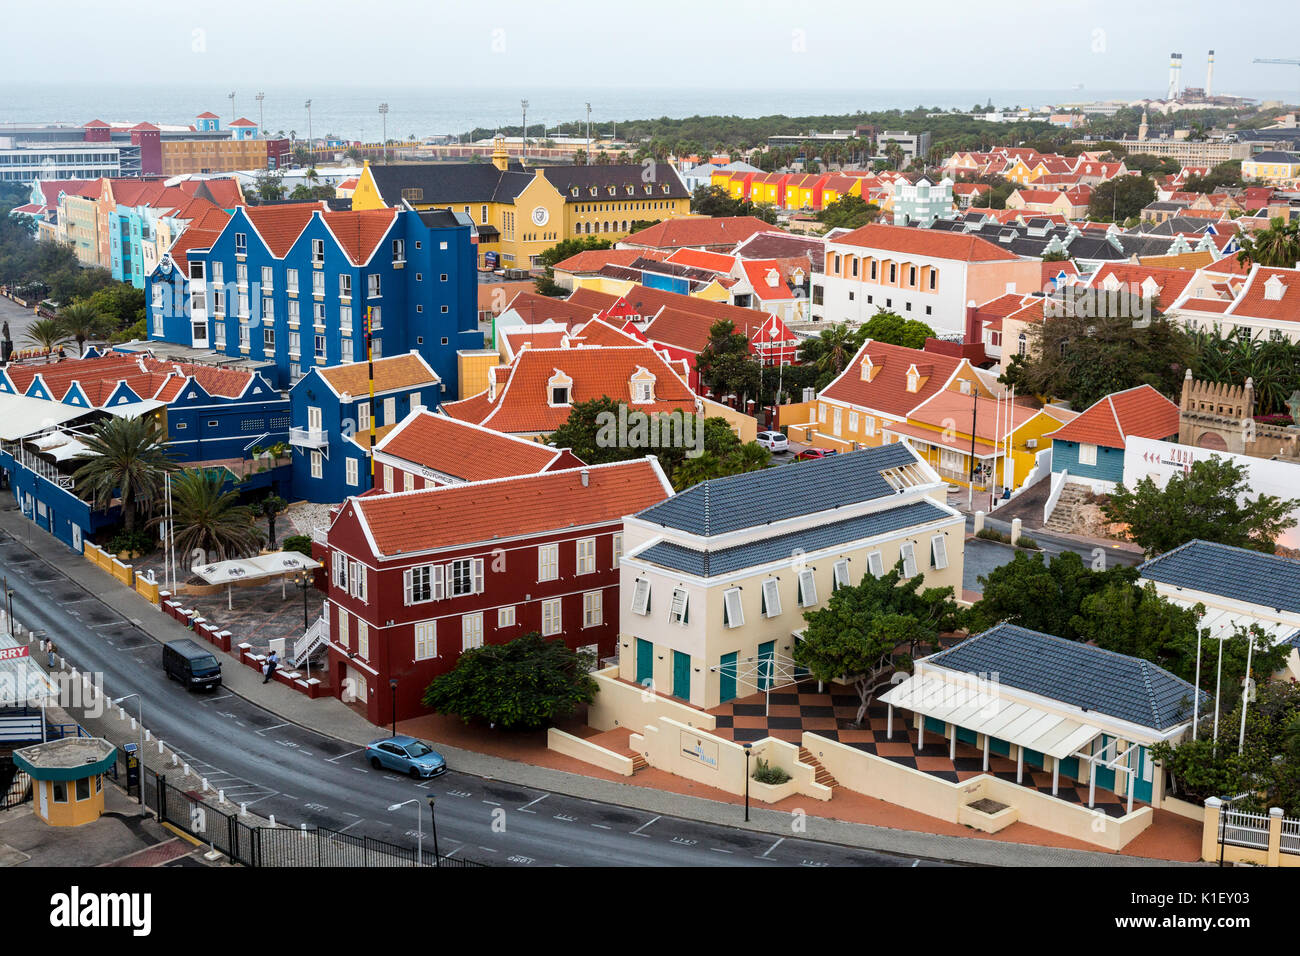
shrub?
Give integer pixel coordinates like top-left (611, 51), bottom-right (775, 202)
top-left (281, 534), bottom-right (312, 557)
top-left (109, 528), bottom-right (156, 556)
top-left (975, 527), bottom-right (1010, 543)
top-left (1015, 535), bottom-right (1040, 550)
top-left (752, 758), bottom-right (791, 785)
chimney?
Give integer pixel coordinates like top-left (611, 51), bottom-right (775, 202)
top-left (964, 300), bottom-right (980, 346)
top-left (1206, 50), bottom-right (1214, 99)
top-left (580, 468), bottom-right (589, 487)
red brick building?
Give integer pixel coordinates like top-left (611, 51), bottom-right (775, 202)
top-left (323, 458), bottom-right (674, 724)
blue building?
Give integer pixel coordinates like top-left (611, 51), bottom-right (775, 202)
top-left (1047, 384), bottom-right (1180, 493)
top-left (288, 352), bottom-right (441, 502)
top-left (145, 203), bottom-right (483, 392)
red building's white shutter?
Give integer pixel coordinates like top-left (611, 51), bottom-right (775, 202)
top-left (432, 564), bottom-right (444, 600)
top-left (472, 558), bottom-right (484, 594)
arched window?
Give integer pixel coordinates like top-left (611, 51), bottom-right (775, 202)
top-left (851, 258), bottom-right (859, 278)
top-left (621, 220), bottom-right (628, 232)
top-left (1017, 333), bottom-right (1027, 356)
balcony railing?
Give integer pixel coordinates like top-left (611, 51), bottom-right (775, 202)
top-left (288, 427), bottom-right (329, 449)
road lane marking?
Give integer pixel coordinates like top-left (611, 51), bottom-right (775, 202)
top-left (337, 819), bottom-right (364, 834)
top-left (630, 815), bottom-right (660, 836)
top-left (482, 800), bottom-right (501, 806)
top-left (591, 823), bottom-right (611, 830)
top-left (710, 847), bottom-right (733, 854)
top-left (326, 748), bottom-right (362, 764)
top-left (759, 837), bottom-right (785, 859)
top-left (255, 722), bottom-right (291, 736)
top-left (553, 813), bottom-right (577, 822)
top-left (517, 793), bottom-right (548, 813)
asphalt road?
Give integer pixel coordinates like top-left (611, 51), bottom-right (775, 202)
top-left (0, 530), bottom-right (948, 868)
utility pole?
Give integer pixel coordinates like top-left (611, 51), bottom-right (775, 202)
top-left (304, 99), bottom-right (313, 159)
top-left (585, 103), bottom-right (592, 165)
top-left (967, 390), bottom-right (978, 511)
top-left (520, 99), bottom-right (529, 163)
top-left (379, 103), bottom-right (389, 163)
top-left (256, 92), bottom-right (265, 137)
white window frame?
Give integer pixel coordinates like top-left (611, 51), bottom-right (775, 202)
top-left (798, 568), bottom-right (818, 608)
top-left (541, 598), bottom-right (562, 636)
top-left (462, 612), bottom-right (484, 651)
top-left (631, 578), bottom-right (651, 616)
top-left (414, 621), bottom-right (437, 661)
top-left (404, 564), bottom-right (441, 605)
top-left (583, 590), bottom-right (602, 628)
top-left (833, 559), bottom-right (851, 590)
top-left (612, 533), bottom-right (623, 568)
top-left (761, 578), bottom-right (782, 618)
top-left (349, 560), bottom-right (368, 602)
top-left (345, 457), bottom-right (359, 486)
top-left (333, 549), bottom-right (349, 590)
top-left (723, 587), bottom-right (745, 628)
top-left (900, 542), bottom-right (918, 578)
top-left (538, 543), bottom-right (559, 582)
top-left (447, 557), bottom-right (484, 597)
top-left (931, 535), bottom-right (949, 571)
top-left (669, 587), bottom-right (689, 625)
top-left (310, 450), bottom-right (322, 479)
top-left (498, 605), bottom-right (516, 628)
top-left (356, 618), bottom-right (369, 659)
top-left (1078, 442), bottom-right (1098, 466)
top-left (575, 537), bottom-right (596, 575)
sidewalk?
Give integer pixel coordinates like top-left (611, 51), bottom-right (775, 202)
top-left (1, 509), bottom-right (1201, 867)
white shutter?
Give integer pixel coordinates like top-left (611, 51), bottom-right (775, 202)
top-left (867, 551), bottom-right (885, 577)
top-left (631, 578), bottom-right (651, 615)
top-left (473, 558), bottom-right (485, 594)
top-left (670, 587), bottom-right (688, 624)
top-left (798, 568), bottom-right (818, 607)
top-left (762, 578), bottom-right (782, 618)
top-left (931, 535), bottom-right (949, 571)
top-left (432, 563), bottom-right (444, 600)
top-left (833, 559), bottom-right (850, 590)
top-left (402, 569), bottom-right (412, 606)
top-left (723, 588), bottom-right (744, 628)
top-left (900, 542), bottom-right (917, 578)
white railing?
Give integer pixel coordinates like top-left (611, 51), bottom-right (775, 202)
top-left (1043, 468), bottom-right (1069, 524)
top-left (1221, 809), bottom-right (1271, 850)
top-left (310, 526), bottom-right (328, 546)
top-left (1281, 816), bottom-right (1300, 856)
top-left (288, 427), bottom-right (328, 448)
top-left (3, 441), bottom-right (75, 491)
top-left (291, 615), bottom-right (328, 667)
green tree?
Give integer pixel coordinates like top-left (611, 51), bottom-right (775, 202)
top-left (966, 549), bottom-right (1139, 640)
top-left (1104, 455), bottom-right (1299, 555)
top-left (23, 317), bottom-right (68, 358)
top-left (859, 309), bottom-right (935, 350)
top-left (800, 322), bottom-right (858, 385)
top-left (157, 468), bottom-right (264, 561)
top-left (816, 194), bottom-right (880, 231)
top-left (252, 169), bottom-right (286, 203)
top-left (1182, 160), bottom-right (1243, 192)
top-left (253, 493), bottom-right (289, 546)
top-left (694, 320), bottom-right (753, 396)
top-left (546, 396), bottom-right (643, 465)
top-left (533, 236), bottom-right (613, 297)
top-left (795, 560), bottom-right (963, 725)
top-left (72, 416), bottom-right (177, 533)
top-left (422, 632), bottom-right (598, 730)
top-left (57, 300), bottom-right (109, 356)
top-left (1236, 216), bottom-right (1300, 269)
top-left (666, 418), bottom-right (770, 490)
top-left (1087, 175), bottom-right (1156, 222)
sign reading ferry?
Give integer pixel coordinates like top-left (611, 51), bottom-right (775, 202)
top-left (0, 646), bottom-right (30, 661)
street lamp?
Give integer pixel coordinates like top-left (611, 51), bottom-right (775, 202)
top-left (743, 742), bottom-right (753, 822)
top-left (3, 574), bottom-right (13, 633)
top-left (113, 693), bottom-right (144, 811)
top-left (255, 92), bottom-right (265, 137)
top-left (388, 798), bottom-right (422, 866)
top-left (293, 571), bottom-right (311, 628)
top-left (228, 91), bottom-right (236, 122)
top-left (520, 99), bottom-right (528, 163)
top-left (389, 677), bottom-right (398, 737)
top-left (304, 99), bottom-right (313, 158)
top-left (428, 794), bottom-right (440, 866)
top-left (378, 103), bottom-right (389, 164)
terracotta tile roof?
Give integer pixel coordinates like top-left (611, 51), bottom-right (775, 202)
top-left (1046, 384), bottom-right (1179, 447)
top-left (179, 178), bottom-right (243, 208)
top-left (244, 204), bottom-right (325, 257)
top-left (620, 216), bottom-right (776, 250)
top-left (643, 309), bottom-right (719, 353)
top-left (1179, 296), bottom-right (1234, 313)
top-left (666, 248), bottom-right (737, 273)
top-left (1226, 266), bottom-right (1300, 324)
top-left (375, 410), bottom-right (571, 481)
top-left (316, 353), bottom-right (439, 398)
top-left (196, 112), bottom-right (219, 120)
top-left (832, 223), bottom-right (1021, 261)
top-left (500, 327), bottom-right (569, 361)
top-left (349, 458), bottom-right (672, 557)
top-left (165, 225), bottom-right (225, 270)
top-left (552, 248), bottom-right (662, 273)
top-left (907, 390), bottom-right (1050, 443)
top-left (1041, 260), bottom-right (1079, 286)
top-left (504, 290), bottom-right (602, 326)
top-left (446, 345), bottom-right (695, 435)
top-left (568, 318), bottom-right (646, 347)
top-left (974, 292), bottom-right (1036, 327)
top-left (820, 341), bottom-right (964, 417)
top-left (568, 283), bottom-right (778, 333)
top-left (1137, 250), bottom-right (1216, 270)
top-left (739, 258), bottom-right (800, 301)
top-left (1087, 263), bottom-right (1195, 306)
top-left (5, 354), bottom-right (257, 404)
top-left (322, 209), bottom-right (398, 265)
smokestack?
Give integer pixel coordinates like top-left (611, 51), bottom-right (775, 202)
top-left (580, 468), bottom-right (589, 487)
top-left (1206, 49), bottom-right (1214, 98)
top-left (1168, 52), bottom-right (1179, 101)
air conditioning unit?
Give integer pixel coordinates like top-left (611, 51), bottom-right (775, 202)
top-left (1025, 439), bottom-right (1038, 449)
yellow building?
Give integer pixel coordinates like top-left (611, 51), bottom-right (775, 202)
top-left (353, 136), bottom-right (691, 271)
top-left (15, 737), bottom-right (118, 828)
top-left (1242, 150), bottom-right (1300, 186)
top-left (158, 138), bottom-right (283, 176)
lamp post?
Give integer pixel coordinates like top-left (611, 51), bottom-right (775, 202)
top-left (428, 794), bottom-right (440, 866)
top-left (113, 693), bottom-right (144, 811)
top-left (388, 798), bottom-right (422, 866)
top-left (228, 91), bottom-right (236, 123)
top-left (304, 99), bottom-right (313, 158)
top-left (389, 677), bottom-right (398, 737)
top-left (255, 92), bottom-right (265, 137)
top-left (378, 104), bottom-right (389, 164)
top-left (520, 99), bottom-right (528, 163)
top-left (293, 571), bottom-right (311, 628)
top-left (743, 742), bottom-right (752, 822)
top-left (3, 574), bottom-right (13, 633)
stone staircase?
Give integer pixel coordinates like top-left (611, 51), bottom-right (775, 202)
top-left (626, 751), bottom-right (648, 774)
top-left (1044, 482), bottom-right (1090, 534)
top-left (798, 747), bottom-right (839, 791)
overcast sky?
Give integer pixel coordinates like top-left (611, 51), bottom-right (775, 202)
top-left (3, 0), bottom-right (1296, 93)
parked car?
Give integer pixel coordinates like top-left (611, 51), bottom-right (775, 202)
top-left (365, 735), bottom-right (448, 778)
top-left (755, 430), bottom-right (789, 452)
top-left (161, 639), bottom-right (222, 691)
top-left (795, 447), bottom-right (838, 461)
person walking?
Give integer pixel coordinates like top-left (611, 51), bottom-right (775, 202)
top-left (46, 639), bottom-right (57, 669)
top-left (263, 649), bottom-right (279, 684)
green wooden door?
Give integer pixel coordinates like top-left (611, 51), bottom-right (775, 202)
top-left (719, 652), bottom-right (737, 703)
top-left (635, 638), bottom-right (653, 686)
top-left (757, 641), bottom-right (776, 691)
top-left (672, 650), bottom-right (691, 701)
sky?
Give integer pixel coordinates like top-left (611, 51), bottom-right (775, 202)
top-left (2, 0), bottom-right (1297, 94)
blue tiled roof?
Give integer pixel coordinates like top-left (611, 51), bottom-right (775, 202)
top-left (634, 443), bottom-right (921, 537)
top-left (927, 623), bottom-right (1208, 731)
top-left (1138, 539), bottom-right (1300, 615)
top-left (636, 500), bottom-right (952, 577)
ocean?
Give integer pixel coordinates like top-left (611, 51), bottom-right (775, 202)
top-left (4, 83), bottom-right (1293, 143)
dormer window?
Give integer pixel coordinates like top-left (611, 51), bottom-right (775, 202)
top-left (589, 187), bottom-right (598, 196)
top-left (626, 185), bottom-right (634, 195)
top-left (1264, 275), bottom-right (1286, 301)
top-left (571, 187), bottom-right (579, 197)
top-left (551, 385), bottom-right (570, 405)
top-left (547, 367), bottom-right (573, 406)
top-left (608, 186), bottom-right (617, 196)
top-left (907, 371), bottom-right (920, 392)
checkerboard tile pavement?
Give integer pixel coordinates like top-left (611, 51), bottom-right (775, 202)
top-left (708, 680), bottom-right (1138, 818)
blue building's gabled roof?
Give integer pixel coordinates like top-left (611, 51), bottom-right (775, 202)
top-left (1138, 539), bottom-right (1300, 615)
top-left (634, 443), bottom-right (924, 537)
top-left (927, 623), bottom-right (1207, 731)
top-left (637, 500), bottom-right (951, 577)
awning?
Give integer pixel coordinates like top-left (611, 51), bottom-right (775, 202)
top-left (884, 422), bottom-right (1001, 457)
top-left (0, 394), bottom-right (94, 441)
top-left (881, 672), bottom-right (1102, 760)
top-left (103, 399), bottom-right (165, 418)
top-left (1165, 599), bottom-right (1298, 647)
top-left (193, 550), bottom-right (321, 585)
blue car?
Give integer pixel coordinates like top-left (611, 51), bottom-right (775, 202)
top-left (365, 735), bottom-right (448, 778)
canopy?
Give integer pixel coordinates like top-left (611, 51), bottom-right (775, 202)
top-left (0, 394), bottom-right (92, 441)
top-left (881, 672), bottom-right (1102, 761)
top-left (193, 550), bottom-right (321, 585)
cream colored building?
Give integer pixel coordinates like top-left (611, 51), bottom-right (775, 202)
top-left (617, 443), bottom-right (965, 710)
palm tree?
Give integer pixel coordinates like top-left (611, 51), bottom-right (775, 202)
top-left (72, 416), bottom-right (177, 533)
top-left (1237, 217), bottom-right (1300, 269)
top-left (157, 469), bottom-right (264, 562)
top-left (24, 317), bottom-right (68, 360)
top-left (57, 300), bottom-right (106, 356)
top-left (813, 323), bottom-right (858, 379)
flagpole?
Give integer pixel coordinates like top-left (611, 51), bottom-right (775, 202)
top-left (366, 306), bottom-right (377, 489)
top-left (1213, 632), bottom-right (1224, 753)
top-left (1192, 628), bottom-right (1202, 740)
top-left (1237, 631), bottom-right (1254, 755)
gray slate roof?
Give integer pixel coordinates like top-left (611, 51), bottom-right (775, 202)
top-left (1138, 539), bottom-right (1300, 614)
top-left (635, 442), bottom-right (923, 537)
top-left (637, 499), bottom-right (950, 577)
top-left (368, 162), bottom-right (525, 204)
top-left (927, 623), bottom-right (1206, 731)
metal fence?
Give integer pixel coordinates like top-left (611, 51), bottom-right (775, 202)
top-left (146, 769), bottom-right (483, 867)
top-left (1220, 808), bottom-right (1271, 850)
top-left (1, 755), bottom-right (31, 811)
top-left (1281, 816), bottom-right (1300, 857)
